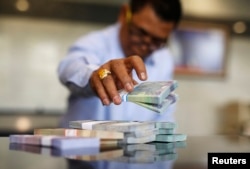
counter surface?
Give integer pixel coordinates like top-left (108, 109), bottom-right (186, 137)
top-left (1, 135), bottom-right (250, 169)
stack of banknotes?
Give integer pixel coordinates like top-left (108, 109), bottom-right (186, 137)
top-left (9, 120), bottom-right (187, 162)
top-left (118, 81), bottom-right (178, 113)
top-left (68, 120), bottom-right (187, 144)
top-left (9, 120), bottom-right (186, 146)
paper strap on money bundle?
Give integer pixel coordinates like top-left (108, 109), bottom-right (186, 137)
top-left (119, 81), bottom-right (178, 113)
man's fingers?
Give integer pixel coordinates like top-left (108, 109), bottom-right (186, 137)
top-left (102, 75), bottom-right (122, 105)
top-left (90, 70), bottom-right (110, 105)
top-left (92, 68), bottom-right (122, 105)
top-left (110, 55), bottom-right (147, 92)
top-left (125, 55), bottom-right (147, 81)
top-left (110, 60), bottom-right (134, 92)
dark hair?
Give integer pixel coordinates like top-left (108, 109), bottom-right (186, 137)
top-left (129, 0), bottom-right (182, 25)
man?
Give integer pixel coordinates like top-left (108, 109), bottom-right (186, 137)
top-left (58, 0), bottom-right (182, 127)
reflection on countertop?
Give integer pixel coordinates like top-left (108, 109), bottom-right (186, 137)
top-left (1, 136), bottom-right (250, 169)
top-left (9, 141), bottom-right (186, 163)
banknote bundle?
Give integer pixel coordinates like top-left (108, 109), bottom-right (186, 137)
top-left (9, 119), bottom-right (187, 162)
top-left (69, 120), bottom-right (187, 144)
top-left (154, 121), bottom-right (187, 142)
top-left (34, 130), bottom-right (121, 146)
top-left (69, 120), bottom-right (157, 144)
top-left (34, 128), bottom-right (124, 139)
top-left (134, 93), bottom-right (178, 113)
top-left (69, 120), bottom-right (155, 132)
top-left (110, 121), bottom-right (187, 163)
top-left (119, 81), bottom-right (178, 113)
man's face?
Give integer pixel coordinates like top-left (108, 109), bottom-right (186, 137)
top-left (120, 4), bottom-right (175, 60)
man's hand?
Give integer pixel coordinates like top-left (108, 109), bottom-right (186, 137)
top-left (89, 55), bottom-right (147, 105)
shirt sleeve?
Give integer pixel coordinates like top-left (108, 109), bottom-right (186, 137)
top-left (57, 32), bottom-right (107, 96)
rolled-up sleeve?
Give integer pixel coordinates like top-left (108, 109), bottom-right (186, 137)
top-left (58, 32), bottom-right (107, 95)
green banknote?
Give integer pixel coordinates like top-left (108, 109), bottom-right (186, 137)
top-left (119, 135), bottom-right (156, 144)
top-left (154, 121), bottom-right (177, 129)
top-left (157, 128), bottom-right (175, 134)
top-left (119, 81), bottom-right (178, 104)
top-left (133, 93), bottom-right (178, 113)
top-left (155, 134), bottom-right (187, 142)
top-left (124, 128), bottom-right (158, 138)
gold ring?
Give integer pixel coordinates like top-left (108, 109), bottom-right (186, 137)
top-left (98, 68), bottom-right (111, 80)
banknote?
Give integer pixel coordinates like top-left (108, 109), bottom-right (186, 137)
top-left (155, 134), bottom-right (187, 142)
top-left (93, 121), bottom-right (155, 132)
top-left (34, 128), bottom-right (124, 139)
top-left (119, 135), bottom-right (156, 144)
top-left (69, 120), bottom-right (155, 132)
top-left (119, 81), bottom-right (178, 104)
top-left (122, 143), bottom-right (158, 152)
top-left (157, 128), bottom-right (175, 134)
top-left (154, 121), bottom-right (177, 129)
top-left (69, 120), bottom-right (111, 129)
top-left (124, 128), bottom-right (158, 138)
top-left (133, 93), bottom-right (178, 113)
top-left (9, 135), bottom-right (100, 149)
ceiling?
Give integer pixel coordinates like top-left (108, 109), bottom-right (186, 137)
top-left (58, 0), bottom-right (250, 20)
top-left (1, 0), bottom-right (250, 21)
top-left (0, 0), bottom-right (249, 36)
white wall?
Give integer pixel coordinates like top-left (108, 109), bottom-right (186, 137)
top-left (175, 37), bottom-right (250, 135)
top-left (0, 16), bottom-right (106, 111)
top-left (1, 16), bottom-right (250, 135)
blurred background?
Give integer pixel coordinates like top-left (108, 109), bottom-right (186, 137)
top-left (0, 0), bottom-right (250, 136)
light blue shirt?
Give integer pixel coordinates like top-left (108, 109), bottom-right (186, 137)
top-left (58, 23), bottom-right (175, 127)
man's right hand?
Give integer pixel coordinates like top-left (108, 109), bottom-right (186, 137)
top-left (89, 55), bottom-right (147, 105)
